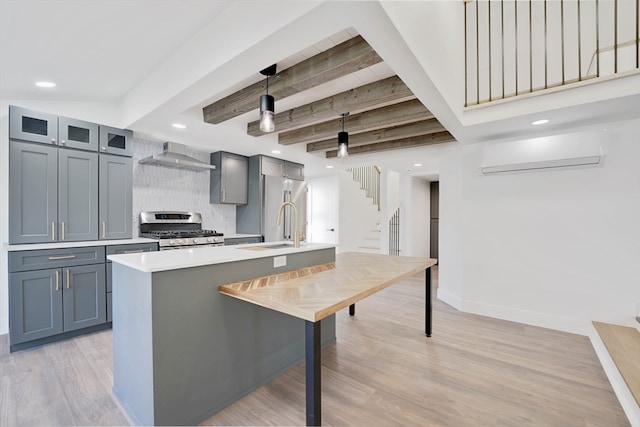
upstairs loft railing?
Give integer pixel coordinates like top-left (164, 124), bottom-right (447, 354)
top-left (465, 0), bottom-right (640, 106)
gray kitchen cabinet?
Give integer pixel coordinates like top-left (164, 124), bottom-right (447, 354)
top-left (105, 242), bottom-right (158, 321)
top-left (8, 246), bottom-right (107, 351)
top-left (261, 156), bottom-right (285, 177)
top-left (284, 161), bottom-right (304, 180)
top-left (62, 264), bottom-right (106, 332)
top-left (9, 105), bottom-right (58, 145)
top-left (59, 148), bottom-right (99, 241)
top-left (210, 151), bottom-right (248, 204)
top-left (9, 141), bottom-right (99, 244)
top-left (99, 125), bottom-right (133, 157)
top-left (9, 141), bottom-right (58, 244)
top-left (58, 116), bottom-right (99, 151)
top-left (9, 268), bottom-right (63, 345)
top-left (259, 155), bottom-right (304, 180)
top-left (99, 154), bottom-right (133, 240)
top-left (10, 106), bottom-right (100, 152)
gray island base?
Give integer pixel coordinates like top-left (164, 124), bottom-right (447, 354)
top-left (110, 245), bottom-right (336, 426)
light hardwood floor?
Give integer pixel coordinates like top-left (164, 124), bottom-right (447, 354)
top-left (0, 267), bottom-right (630, 426)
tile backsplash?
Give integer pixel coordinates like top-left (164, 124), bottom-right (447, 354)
top-left (131, 139), bottom-right (235, 234)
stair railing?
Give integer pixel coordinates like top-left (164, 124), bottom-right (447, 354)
top-left (347, 165), bottom-right (382, 211)
top-left (389, 207), bottom-right (400, 256)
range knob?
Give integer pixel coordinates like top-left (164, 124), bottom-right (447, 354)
top-left (193, 238), bottom-right (200, 244)
top-left (169, 240), bottom-right (176, 246)
top-left (206, 237), bottom-right (214, 243)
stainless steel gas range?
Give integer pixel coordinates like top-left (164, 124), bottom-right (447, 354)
top-left (139, 211), bottom-right (224, 250)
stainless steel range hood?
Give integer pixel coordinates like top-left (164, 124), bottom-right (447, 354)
top-left (139, 142), bottom-right (215, 171)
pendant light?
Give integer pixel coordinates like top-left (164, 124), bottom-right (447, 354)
top-left (338, 112), bottom-right (349, 158)
top-left (259, 64), bottom-right (277, 133)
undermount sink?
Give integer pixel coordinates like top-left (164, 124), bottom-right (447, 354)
top-left (262, 243), bottom-right (293, 249)
top-left (237, 243), bottom-right (294, 251)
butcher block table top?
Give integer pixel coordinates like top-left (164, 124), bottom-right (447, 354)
top-left (219, 252), bottom-right (437, 322)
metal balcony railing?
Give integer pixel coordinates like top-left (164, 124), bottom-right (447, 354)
top-left (465, 0), bottom-right (640, 106)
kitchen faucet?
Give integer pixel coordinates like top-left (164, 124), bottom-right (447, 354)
top-left (277, 201), bottom-right (300, 248)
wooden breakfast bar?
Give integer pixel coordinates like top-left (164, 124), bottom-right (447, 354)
top-left (220, 252), bottom-right (437, 426)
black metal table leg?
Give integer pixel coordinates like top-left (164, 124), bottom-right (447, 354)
top-left (425, 267), bottom-right (432, 337)
top-left (305, 320), bottom-right (321, 426)
top-left (349, 303), bottom-right (355, 316)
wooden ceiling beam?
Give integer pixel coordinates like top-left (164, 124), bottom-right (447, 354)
top-left (306, 118), bottom-right (445, 152)
top-left (247, 75), bottom-right (413, 136)
top-left (325, 131), bottom-right (455, 158)
top-left (278, 99), bottom-right (432, 145)
top-left (203, 35), bottom-right (382, 124)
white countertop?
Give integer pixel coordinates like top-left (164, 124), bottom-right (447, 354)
top-left (108, 242), bottom-right (336, 273)
top-left (4, 237), bottom-right (158, 252)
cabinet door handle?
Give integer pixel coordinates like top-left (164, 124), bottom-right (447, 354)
top-left (51, 138), bottom-right (56, 144)
top-left (123, 250), bottom-right (144, 254)
top-left (51, 222), bottom-right (56, 241)
top-left (102, 221), bottom-right (106, 238)
top-left (222, 189), bottom-right (226, 202)
top-left (48, 255), bottom-right (76, 260)
top-left (66, 269), bottom-right (70, 289)
top-left (55, 270), bottom-right (59, 291)
top-left (61, 222), bottom-right (65, 241)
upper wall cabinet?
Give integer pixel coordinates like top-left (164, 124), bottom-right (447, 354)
top-left (9, 106), bottom-right (100, 151)
top-left (9, 106), bottom-right (58, 145)
top-left (259, 155), bottom-right (304, 180)
top-left (210, 151), bottom-right (248, 204)
top-left (59, 117), bottom-right (99, 151)
top-left (99, 125), bottom-right (133, 157)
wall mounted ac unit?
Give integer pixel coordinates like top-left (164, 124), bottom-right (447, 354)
top-left (481, 132), bottom-right (606, 175)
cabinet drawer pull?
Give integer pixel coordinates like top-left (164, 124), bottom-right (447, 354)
top-left (123, 250), bottom-right (144, 254)
top-left (48, 255), bottom-right (76, 260)
top-left (102, 221), bottom-right (106, 238)
top-left (55, 270), bottom-right (59, 291)
top-left (51, 222), bottom-right (56, 241)
top-left (66, 269), bottom-right (70, 289)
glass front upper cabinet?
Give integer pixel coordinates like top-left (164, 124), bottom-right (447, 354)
top-left (99, 125), bottom-right (133, 157)
top-left (9, 105), bottom-right (58, 145)
top-left (58, 117), bottom-right (99, 151)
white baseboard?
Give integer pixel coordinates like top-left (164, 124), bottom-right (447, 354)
top-left (589, 328), bottom-right (640, 427)
top-left (436, 288), bottom-right (462, 310)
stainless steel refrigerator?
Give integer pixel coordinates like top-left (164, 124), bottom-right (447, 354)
top-left (236, 156), bottom-right (307, 243)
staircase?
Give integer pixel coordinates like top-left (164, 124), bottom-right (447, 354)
top-left (592, 321), bottom-right (640, 426)
top-left (346, 166), bottom-right (382, 253)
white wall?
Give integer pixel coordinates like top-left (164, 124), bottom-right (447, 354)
top-left (399, 175), bottom-right (431, 258)
top-left (438, 118), bottom-right (640, 335)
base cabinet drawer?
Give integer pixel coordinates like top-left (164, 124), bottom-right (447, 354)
top-left (224, 236), bottom-right (263, 245)
top-left (9, 246), bottom-right (105, 272)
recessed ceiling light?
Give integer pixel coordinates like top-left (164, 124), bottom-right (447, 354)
top-left (271, 150), bottom-right (281, 154)
top-left (413, 163), bottom-right (423, 167)
top-left (531, 119), bottom-right (549, 126)
top-left (326, 165), bottom-right (334, 169)
top-left (172, 123), bottom-right (186, 129)
top-left (35, 81), bottom-right (56, 88)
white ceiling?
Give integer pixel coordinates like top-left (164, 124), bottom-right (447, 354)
top-left (1, 0), bottom-right (638, 179)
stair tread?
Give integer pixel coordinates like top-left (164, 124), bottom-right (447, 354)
top-left (593, 321), bottom-right (640, 406)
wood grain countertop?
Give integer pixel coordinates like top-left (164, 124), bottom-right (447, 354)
top-left (219, 252), bottom-right (437, 322)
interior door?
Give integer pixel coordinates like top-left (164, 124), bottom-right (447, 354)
top-left (307, 176), bottom-right (338, 244)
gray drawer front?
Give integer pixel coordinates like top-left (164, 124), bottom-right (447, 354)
top-left (9, 247), bottom-right (106, 272)
top-left (106, 242), bottom-right (158, 257)
top-left (225, 237), bottom-right (262, 245)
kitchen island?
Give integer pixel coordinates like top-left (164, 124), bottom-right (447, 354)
top-left (108, 242), bottom-right (336, 426)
